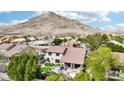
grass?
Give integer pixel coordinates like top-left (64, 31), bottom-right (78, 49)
top-left (45, 63), bottom-right (60, 67)
top-left (119, 66), bottom-right (124, 73)
top-left (40, 63), bottom-right (60, 73)
top-left (40, 67), bottom-right (52, 73)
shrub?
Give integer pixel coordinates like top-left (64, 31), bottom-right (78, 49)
top-left (45, 73), bottom-right (69, 81)
top-left (52, 38), bottom-right (63, 45)
top-left (74, 71), bottom-right (90, 81)
top-left (58, 75), bottom-right (69, 81)
top-left (45, 74), bottom-right (60, 81)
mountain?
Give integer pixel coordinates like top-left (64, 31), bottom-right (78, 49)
top-left (0, 12), bottom-right (100, 36)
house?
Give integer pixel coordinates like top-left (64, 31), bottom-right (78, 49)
top-left (28, 40), bottom-right (50, 56)
top-left (3, 44), bottom-right (27, 59)
top-left (0, 42), bottom-right (29, 59)
top-left (65, 36), bottom-right (72, 40)
top-left (3, 44), bottom-right (27, 58)
top-left (11, 38), bottom-right (26, 44)
top-left (29, 40), bottom-right (50, 46)
top-left (0, 43), bottom-right (15, 53)
top-left (45, 46), bottom-right (66, 63)
top-left (45, 46), bottom-right (87, 68)
top-left (27, 37), bottom-right (36, 41)
top-left (62, 39), bottom-right (78, 47)
top-left (0, 37), bottom-right (11, 44)
top-left (61, 47), bottom-right (87, 68)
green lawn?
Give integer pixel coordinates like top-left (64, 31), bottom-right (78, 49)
top-left (40, 63), bottom-right (60, 73)
top-left (45, 63), bottom-right (60, 67)
top-left (40, 67), bottom-right (52, 73)
top-left (119, 66), bottom-right (124, 73)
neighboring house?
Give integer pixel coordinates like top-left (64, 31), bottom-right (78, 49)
top-left (4, 44), bottom-right (27, 59)
top-left (28, 40), bottom-right (50, 56)
top-left (29, 40), bottom-right (49, 46)
top-left (0, 43), bottom-right (28, 59)
top-left (27, 37), bottom-right (36, 41)
top-left (65, 36), bottom-right (72, 40)
top-left (11, 38), bottom-right (26, 43)
top-left (0, 43), bottom-right (15, 53)
top-left (45, 46), bottom-right (87, 68)
top-left (0, 38), bottom-right (11, 44)
top-left (62, 39), bottom-right (78, 47)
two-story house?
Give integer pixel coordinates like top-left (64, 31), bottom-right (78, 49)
top-left (45, 46), bottom-right (87, 68)
top-left (45, 46), bottom-right (66, 63)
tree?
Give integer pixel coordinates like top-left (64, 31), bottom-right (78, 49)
top-left (7, 53), bottom-right (38, 81)
top-left (107, 42), bottom-right (124, 52)
top-left (85, 47), bottom-right (119, 81)
top-left (52, 38), bottom-right (62, 45)
top-left (80, 33), bottom-right (109, 50)
top-left (74, 71), bottom-right (90, 81)
top-left (25, 55), bottom-right (38, 80)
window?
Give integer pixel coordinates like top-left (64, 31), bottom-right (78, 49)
top-left (56, 53), bottom-right (59, 56)
top-left (55, 59), bottom-right (60, 63)
top-left (47, 58), bottom-right (50, 62)
top-left (48, 52), bottom-right (52, 55)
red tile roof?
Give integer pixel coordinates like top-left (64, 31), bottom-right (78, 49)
top-left (46, 46), bottom-right (66, 54)
top-left (61, 47), bottom-right (87, 65)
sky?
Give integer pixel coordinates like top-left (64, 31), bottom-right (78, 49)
top-left (0, 11), bottom-right (124, 32)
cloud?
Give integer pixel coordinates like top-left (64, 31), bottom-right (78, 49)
top-left (54, 11), bottom-right (111, 23)
top-left (100, 26), bottom-right (118, 31)
top-left (116, 23), bottom-right (124, 27)
top-left (100, 23), bottom-right (124, 32)
top-left (54, 11), bottom-right (98, 23)
top-left (34, 11), bottom-right (48, 16)
top-left (96, 12), bottom-right (111, 22)
top-left (0, 19), bottom-right (28, 26)
top-left (34, 11), bottom-right (111, 24)
top-left (0, 11), bottom-right (111, 26)
top-left (80, 11), bottom-right (111, 22)
top-left (0, 11), bottom-right (11, 14)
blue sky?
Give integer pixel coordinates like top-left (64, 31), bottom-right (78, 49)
top-left (0, 11), bottom-right (124, 31)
